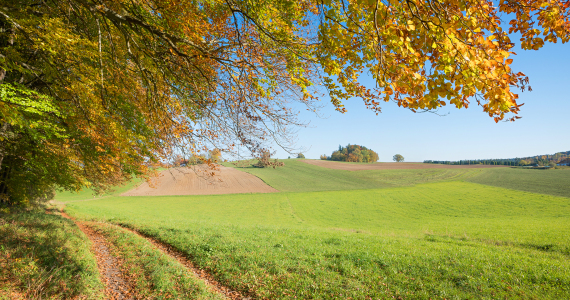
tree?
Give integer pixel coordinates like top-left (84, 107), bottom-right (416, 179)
top-left (330, 144), bottom-right (378, 162)
top-left (393, 154), bottom-right (405, 163)
top-left (297, 153), bottom-right (306, 159)
top-left (1, 1), bottom-right (569, 205)
top-left (320, 155), bottom-right (328, 160)
top-left (208, 149), bottom-right (222, 163)
top-left (254, 150), bottom-right (284, 169)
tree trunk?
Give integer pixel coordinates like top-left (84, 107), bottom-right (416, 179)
top-left (0, 122), bottom-right (8, 172)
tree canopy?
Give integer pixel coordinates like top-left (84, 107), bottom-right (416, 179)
top-left (393, 154), bottom-right (404, 162)
top-left (1, 0), bottom-right (569, 204)
top-left (330, 144), bottom-right (379, 162)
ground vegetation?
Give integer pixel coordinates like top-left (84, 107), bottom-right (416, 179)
top-left (65, 181), bottom-right (570, 299)
top-left (0, 209), bottom-right (103, 299)
top-left (234, 159), bottom-right (482, 192)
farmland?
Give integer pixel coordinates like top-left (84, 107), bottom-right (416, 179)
top-left (465, 167), bottom-right (570, 198)
top-left (228, 159), bottom-right (487, 192)
top-left (56, 161), bottom-right (570, 299)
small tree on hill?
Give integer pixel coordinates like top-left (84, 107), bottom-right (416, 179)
top-left (393, 154), bottom-right (404, 162)
top-left (254, 151), bottom-right (284, 169)
top-left (320, 155), bottom-right (328, 160)
top-left (297, 153), bottom-right (305, 159)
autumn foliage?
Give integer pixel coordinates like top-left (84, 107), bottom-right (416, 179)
top-left (330, 145), bottom-right (379, 163)
top-left (1, 0), bottom-right (569, 204)
top-left (254, 151), bottom-right (284, 169)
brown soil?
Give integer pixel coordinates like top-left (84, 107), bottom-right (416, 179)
top-left (60, 212), bottom-right (135, 300)
top-left (122, 165), bottom-right (277, 196)
top-left (302, 160), bottom-right (509, 171)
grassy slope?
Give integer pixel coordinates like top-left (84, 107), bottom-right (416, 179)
top-left (67, 182), bottom-right (570, 299)
top-left (232, 159), bottom-right (570, 198)
top-left (54, 177), bottom-right (143, 202)
top-left (0, 210), bottom-right (103, 299)
top-left (466, 167), bottom-right (570, 198)
top-left (228, 159), bottom-right (484, 192)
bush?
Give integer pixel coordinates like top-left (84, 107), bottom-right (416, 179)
top-left (297, 153), bottom-right (305, 159)
top-left (320, 155), bottom-right (328, 160)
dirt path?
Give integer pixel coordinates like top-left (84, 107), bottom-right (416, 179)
top-left (118, 226), bottom-right (247, 300)
top-left (302, 160), bottom-right (509, 171)
top-left (61, 212), bottom-right (134, 300)
top-left (59, 209), bottom-right (245, 300)
top-left (122, 165), bottom-right (277, 196)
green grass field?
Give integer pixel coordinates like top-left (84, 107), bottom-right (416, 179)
top-left (84, 221), bottom-right (222, 299)
top-left (54, 176), bottom-right (143, 202)
top-left (0, 209), bottom-right (103, 299)
top-left (31, 159), bottom-right (568, 299)
top-left (227, 159), bottom-right (485, 192)
top-left (66, 178), bottom-right (570, 299)
top-left (465, 167), bottom-right (570, 197)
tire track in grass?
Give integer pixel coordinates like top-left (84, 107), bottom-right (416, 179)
top-left (116, 224), bottom-right (248, 300)
top-left (60, 212), bottom-right (135, 300)
top-left (60, 208), bottom-right (247, 300)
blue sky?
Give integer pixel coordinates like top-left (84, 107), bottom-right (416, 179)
top-left (271, 42), bottom-right (570, 162)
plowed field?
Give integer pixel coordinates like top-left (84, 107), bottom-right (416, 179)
top-left (122, 165), bottom-right (277, 196)
top-left (302, 160), bottom-right (508, 171)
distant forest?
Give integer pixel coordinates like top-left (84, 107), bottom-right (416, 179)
top-left (424, 151), bottom-right (570, 166)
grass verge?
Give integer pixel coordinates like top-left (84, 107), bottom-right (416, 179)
top-left (0, 208), bottom-right (103, 299)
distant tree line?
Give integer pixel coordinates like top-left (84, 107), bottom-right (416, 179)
top-left (424, 151), bottom-right (570, 167)
top-left (321, 144), bottom-right (379, 163)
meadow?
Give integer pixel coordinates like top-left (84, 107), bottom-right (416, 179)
top-left (62, 161), bottom-right (570, 299)
top-left (465, 167), bottom-right (570, 197)
top-left (227, 159), bottom-right (485, 192)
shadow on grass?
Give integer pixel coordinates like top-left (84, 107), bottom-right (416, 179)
top-left (424, 234), bottom-right (570, 257)
top-left (0, 208), bottom-right (103, 299)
